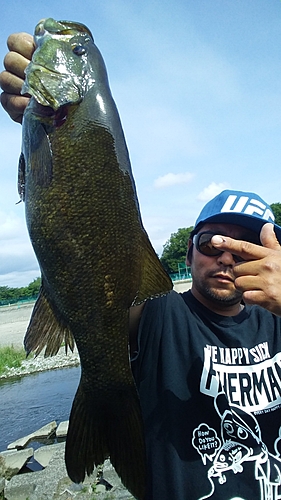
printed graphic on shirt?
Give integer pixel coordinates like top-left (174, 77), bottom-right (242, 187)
top-left (193, 340), bottom-right (281, 499)
top-left (200, 342), bottom-right (281, 413)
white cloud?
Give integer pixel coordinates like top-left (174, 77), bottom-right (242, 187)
top-left (197, 182), bottom-right (231, 202)
top-left (0, 270), bottom-right (40, 288)
top-left (0, 210), bottom-right (39, 286)
top-left (154, 172), bottom-right (194, 189)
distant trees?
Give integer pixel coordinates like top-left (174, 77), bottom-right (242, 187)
top-left (160, 227), bottom-right (193, 274)
top-left (271, 203), bottom-right (281, 227)
top-left (0, 278), bottom-right (41, 305)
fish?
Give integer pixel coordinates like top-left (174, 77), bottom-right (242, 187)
top-left (18, 18), bottom-right (172, 500)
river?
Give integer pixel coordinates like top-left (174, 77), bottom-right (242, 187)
top-left (0, 365), bottom-right (80, 451)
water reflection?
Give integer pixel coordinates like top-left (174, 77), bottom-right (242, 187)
top-left (0, 366), bottom-right (80, 451)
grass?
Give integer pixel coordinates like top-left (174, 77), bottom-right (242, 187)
top-left (0, 345), bottom-right (27, 376)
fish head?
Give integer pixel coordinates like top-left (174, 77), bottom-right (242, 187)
top-left (22, 18), bottom-right (105, 111)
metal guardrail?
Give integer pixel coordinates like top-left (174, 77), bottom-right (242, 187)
top-left (0, 297), bottom-right (38, 307)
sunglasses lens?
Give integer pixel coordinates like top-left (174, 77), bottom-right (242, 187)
top-left (196, 232), bottom-right (221, 256)
top-left (195, 231), bottom-right (246, 262)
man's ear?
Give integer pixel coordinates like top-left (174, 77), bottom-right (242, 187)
top-left (186, 238), bottom-right (193, 265)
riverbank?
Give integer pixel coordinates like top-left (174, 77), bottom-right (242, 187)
top-left (0, 302), bottom-right (80, 379)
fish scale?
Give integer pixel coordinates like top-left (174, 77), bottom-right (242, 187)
top-left (19, 18), bottom-right (172, 500)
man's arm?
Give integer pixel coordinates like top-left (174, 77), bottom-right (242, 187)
top-left (0, 32), bottom-right (34, 123)
top-left (211, 223), bottom-right (281, 316)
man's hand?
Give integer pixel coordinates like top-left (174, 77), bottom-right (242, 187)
top-left (211, 223), bottom-right (281, 316)
top-left (0, 33), bottom-right (34, 123)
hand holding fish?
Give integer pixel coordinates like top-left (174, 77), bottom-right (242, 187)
top-left (211, 223), bottom-right (281, 316)
top-left (0, 32), bottom-right (34, 123)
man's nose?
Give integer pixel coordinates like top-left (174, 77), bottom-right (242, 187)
top-left (217, 250), bottom-right (236, 266)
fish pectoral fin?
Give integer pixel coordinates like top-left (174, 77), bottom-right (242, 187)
top-left (30, 123), bottom-right (53, 187)
top-left (24, 284), bottom-right (75, 357)
top-left (134, 230), bottom-right (173, 305)
top-left (65, 378), bottom-right (146, 500)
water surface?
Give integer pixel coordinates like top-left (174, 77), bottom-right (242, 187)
top-left (0, 366), bottom-right (80, 451)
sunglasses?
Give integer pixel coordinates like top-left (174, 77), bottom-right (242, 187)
top-left (193, 231), bottom-right (249, 263)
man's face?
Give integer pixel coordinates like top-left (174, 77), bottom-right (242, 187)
top-left (188, 223), bottom-right (259, 312)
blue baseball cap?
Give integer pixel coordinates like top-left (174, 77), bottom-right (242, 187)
top-left (193, 189), bottom-right (281, 243)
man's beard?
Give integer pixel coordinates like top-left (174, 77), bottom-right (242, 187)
top-left (192, 275), bottom-right (243, 308)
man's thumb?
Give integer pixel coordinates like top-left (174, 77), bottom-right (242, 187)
top-left (260, 222), bottom-right (280, 249)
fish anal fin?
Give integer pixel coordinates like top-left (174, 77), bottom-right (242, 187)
top-left (24, 284), bottom-right (75, 357)
top-left (134, 230), bottom-right (173, 305)
top-left (65, 379), bottom-right (146, 500)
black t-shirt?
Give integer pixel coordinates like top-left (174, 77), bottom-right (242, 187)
top-left (131, 290), bottom-right (281, 500)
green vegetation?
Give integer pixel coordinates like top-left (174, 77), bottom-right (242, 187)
top-left (0, 345), bottom-right (27, 376)
top-left (160, 227), bottom-right (193, 274)
top-left (271, 202), bottom-right (281, 226)
top-left (0, 277), bottom-right (41, 306)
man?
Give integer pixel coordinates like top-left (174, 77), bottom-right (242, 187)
top-left (2, 32), bottom-right (281, 500)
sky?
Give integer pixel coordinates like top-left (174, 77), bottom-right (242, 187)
top-left (1, 0), bottom-right (281, 287)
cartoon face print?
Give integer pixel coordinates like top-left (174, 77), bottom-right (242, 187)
top-left (212, 395), bottom-right (267, 477)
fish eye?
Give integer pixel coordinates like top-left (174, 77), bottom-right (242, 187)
top-left (72, 45), bottom-right (87, 56)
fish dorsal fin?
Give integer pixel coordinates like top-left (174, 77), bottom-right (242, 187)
top-left (24, 283), bottom-right (75, 357)
top-left (133, 230), bottom-right (173, 305)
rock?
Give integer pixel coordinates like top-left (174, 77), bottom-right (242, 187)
top-left (103, 459), bottom-right (122, 488)
top-left (4, 476), bottom-right (37, 500)
top-left (56, 420), bottom-right (69, 438)
top-left (5, 443), bottom-right (67, 500)
top-left (0, 477), bottom-right (6, 494)
top-left (7, 421), bottom-right (57, 449)
top-left (0, 447), bottom-right (33, 479)
top-left (34, 443), bottom-right (64, 468)
top-left (94, 483), bottom-right (107, 494)
top-left (4, 442), bottom-right (98, 500)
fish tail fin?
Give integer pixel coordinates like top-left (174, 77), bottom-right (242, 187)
top-left (65, 378), bottom-right (146, 500)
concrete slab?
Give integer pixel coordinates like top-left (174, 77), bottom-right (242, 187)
top-left (56, 420), bottom-right (69, 437)
top-left (34, 443), bottom-right (63, 468)
top-left (7, 421), bottom-right (57, 450)
top-left (0, 447), bottom-right (33, 479)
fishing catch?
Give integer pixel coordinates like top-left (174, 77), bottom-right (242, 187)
top-left (19, 18), bottom-right (172, 500)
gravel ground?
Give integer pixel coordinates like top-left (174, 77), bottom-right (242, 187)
top-left (0, 301), bottom-right (80, 378)
top-left (0, 302), bottom-right (35, 348)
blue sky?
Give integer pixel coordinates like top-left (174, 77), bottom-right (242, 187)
top-left (1, 0), bottom-right (281, 287)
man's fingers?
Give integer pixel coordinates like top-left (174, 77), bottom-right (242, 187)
top-left (0, 69), bottom-right (26, 95)
top-left (242, 290), bottom-right (269, 306)
top-left (0, 92), bottom-right (30, 123)
top-left (211, 223), bottom-right (281, 261)
top-left (6, 33), bottom-right (35, 60)
top-left (3, 52), bottom-right (30, 80)
top-left (211, 234), bottom-right (264, 261)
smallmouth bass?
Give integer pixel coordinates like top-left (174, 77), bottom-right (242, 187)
top-left (19, 18), bottom-right (172, 500)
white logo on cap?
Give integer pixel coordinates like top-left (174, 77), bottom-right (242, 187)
top-left (221, 195), bottom-right (275, 221)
